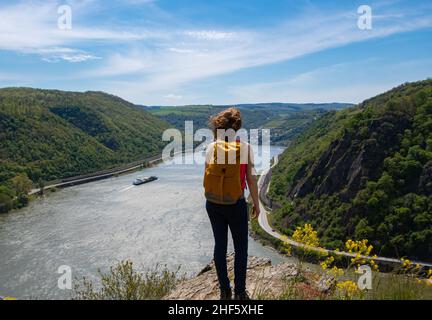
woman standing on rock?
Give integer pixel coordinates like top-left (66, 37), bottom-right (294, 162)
top-left (203, 107), bottom-right (260, 300)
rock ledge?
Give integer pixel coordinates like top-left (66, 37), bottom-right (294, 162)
top-left (164, 253), bottom-right (299, 300)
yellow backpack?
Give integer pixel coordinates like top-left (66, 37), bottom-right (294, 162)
top-left (204, 140), bottom-right (243, 205)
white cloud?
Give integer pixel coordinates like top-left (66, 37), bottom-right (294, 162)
top-left (168, 48), bottom-right (195, 54)
top-left (228, 59), bottom-right (432, 104)
top-left (0, 0), bottom-right (431, 103)
top-left (184, 30), bottom-right (235, 40)
top-left (88, 10), bottom-right (432, 103)
top-left (164, 93), bottom-right (183, 100)
top-left (0, 1), bottom-right (157, 62)
top-left (42, 52), bottom-right (101, 63)
top-left (119, 0), bottom-right (156, 4)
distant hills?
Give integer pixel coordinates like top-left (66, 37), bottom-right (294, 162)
top-left (231, 102), bottom-right (352, 111)
top-left (0, 88), bottom-right (169, 212)
top-left (147, 102), bottom-right (353, 145)
top-left (147, 102), bottom-right (352, 111)
top-left (269, 80), bottom-right (432, 261)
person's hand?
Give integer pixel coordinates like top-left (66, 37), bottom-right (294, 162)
top-left (251, 204), bottom-right (260, 219)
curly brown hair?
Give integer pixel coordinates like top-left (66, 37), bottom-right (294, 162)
top-left (209, 107), bottom-right (242, 136)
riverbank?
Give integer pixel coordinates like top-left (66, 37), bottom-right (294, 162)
top-left (28, 148), bottom-right (198, 196)
top-left (28, 154), bottom-right (161, 196)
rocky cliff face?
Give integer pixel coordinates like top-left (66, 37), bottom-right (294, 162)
top-left (288, 113), bottom-right (411, 199)
top-left (164, 254), bottom-right (333, 300)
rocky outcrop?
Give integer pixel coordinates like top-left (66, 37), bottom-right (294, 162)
top-left (259, 168), bottom-right (271, 207)
top-left (164, 254), bottom-right (334, 300)
top-left (288, 114), bottom-right (411, 199)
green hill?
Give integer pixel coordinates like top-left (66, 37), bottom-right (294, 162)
top-left (269, 80), bottom-right (432, 261)
top-left (0, 88), bottom-right (169, 213)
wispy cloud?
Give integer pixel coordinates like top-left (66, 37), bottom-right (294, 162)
top-left (119, 0), bottom-right (157, 4)
top-left (0, 0), bottom-right (431, 103)
top-left (0, 1), bottom-right (156, 61)
top-left (228, 58), bottom-right (432, 104)
top-left (90, 10), bottom-right (432, 102)
top-left (184, 30), bottom-right (236, 40)
top-left (38, 47), bottom-right (101, 63)
top-left (164, 93), bottom-right (183, 100)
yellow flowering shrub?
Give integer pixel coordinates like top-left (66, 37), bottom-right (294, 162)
top-left (345, 239), bottom-right (379, 272)
top-left (329, 266), bottom-right (344, 278)
top-left (399, 258), bottom-right (432, 286)
top-left (292, 224), bottom-right (319, 247)
top-left (320, 255), bottom-right (344, 278)
top-left (290, 224), bottom-right (326, 278)
top-left (320, 255), bottom-right (334, 270)
top-left (336, 280), bottom-right (360, 300)
top-left (281, 222), bottom-right (431, 298)
top-left (282, 242), bottom-right (292, 256)
top-left (401, 257), bottom-right (412, 269)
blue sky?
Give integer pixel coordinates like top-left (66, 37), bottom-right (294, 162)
top-left (0, 0), bottom-right (431, 105)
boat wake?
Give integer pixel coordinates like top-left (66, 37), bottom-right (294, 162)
top-left (119, 185), bottom-right (134, 193)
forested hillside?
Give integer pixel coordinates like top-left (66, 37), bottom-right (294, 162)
top-left (0, 88), bottom-right (169, 213)
top-left (269, 80), bottom-right (432, 261)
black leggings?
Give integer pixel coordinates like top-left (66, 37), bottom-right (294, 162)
top-left (206, 199), bottom-right (248, 294)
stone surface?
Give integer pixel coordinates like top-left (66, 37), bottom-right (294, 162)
top-left (164, 253), bottom-right (299, 300)
top-left (287, 114), bottom-right (411, 199)
top-left (315, 274), bottom-right (336, 293)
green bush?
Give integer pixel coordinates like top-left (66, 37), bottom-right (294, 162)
top-left (73, 260), bottom-right (183, 300)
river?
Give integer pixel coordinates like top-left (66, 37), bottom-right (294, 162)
top-left (0, 146), bottom-right (288, 299)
